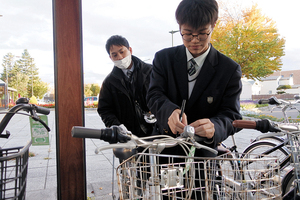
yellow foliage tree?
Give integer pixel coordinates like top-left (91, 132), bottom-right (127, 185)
top-left (211, 4), bottom-right (285, 80)
top-left (84, 84), bottom-right (92, 97)
top-left (84, 83), bottom-right (100, 97)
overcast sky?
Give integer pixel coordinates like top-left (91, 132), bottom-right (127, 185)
top-left (0, 0), bottom-right (299, 87)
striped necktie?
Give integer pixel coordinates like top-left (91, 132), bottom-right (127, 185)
top-left (188, 58), bottom-right (197, 76)
top-left (127, 70), bottom-right (133, 80)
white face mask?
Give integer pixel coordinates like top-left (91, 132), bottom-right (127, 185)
top-left (113, 55), bottom-right (132, 69)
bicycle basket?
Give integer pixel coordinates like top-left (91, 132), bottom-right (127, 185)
top-left (0, 141), bottom-right (31, 200)
top-left (207, 153), bottom-right (282, 200)
top-left (286, 130), bottom-right (300, 192)
top-left (117, 152), bottom-right (281, 200)
top-left (287, 130), bottom-right (300, 155)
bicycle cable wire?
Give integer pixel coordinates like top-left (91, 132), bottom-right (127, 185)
top-left (0, 111), bottom-right (32, 117)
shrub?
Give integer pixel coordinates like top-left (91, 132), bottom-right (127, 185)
top-left (8, 103), bottom-right (16, 109)
top-left (277, 85), bottom-right (291, 90)
top-left (255, 104), bottom-right (268, 108)
top-left (244, 113), bottom-right (284, 122)
top-left (39, 103), bottom-right (55, 108)
top-left (277, 91), bottom-right (286, 94)
top-left (240, 102), bottom-right (256, 110)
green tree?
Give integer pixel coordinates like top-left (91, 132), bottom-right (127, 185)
top-left (33, 78), bottom-right (49, 99)
top-left (17, 49), bottom-right (39, 97)
top-left (18, 49), bottom-right (49, 98)
top-left (90, 83), bottom-right (100, 96)
top-left (211, 4), bottom-right (285, 80)
top-left (1, 52), bottom-right (15, 84)
top-left (1, 49), bottom-right (49, 99)
top-left (9, 66), bottom-right (30, 98)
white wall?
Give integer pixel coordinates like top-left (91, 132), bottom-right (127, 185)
top-left (241, 80), bottom-right (252, 100)
top-left (260, 79), bottom-right (279, 94)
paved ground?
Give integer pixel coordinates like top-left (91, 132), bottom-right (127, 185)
top-left (260, 104), bottom-right (300, 119)
top-left (0, 109), bottom-right (274, 200)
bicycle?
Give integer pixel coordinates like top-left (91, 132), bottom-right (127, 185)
top-left (0, 97), bottom-right (51, 200)
top-left (214, 124), bottom-right (284, 199)
top-left (72, 124), bottom-right (281, 199)
top-left (235, 96), bottom-right (300, 197)
top-left (233, 117), bottom-right (300, 199)
top-left (250, 95), bottom-right (300, 144)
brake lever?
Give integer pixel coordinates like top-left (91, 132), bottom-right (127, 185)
top-left (0, 130), bottom-right (10, 139)
top-left (31, 116), bottom-right (51, 132)
top-left (188, 137), bottom-right (202, 149)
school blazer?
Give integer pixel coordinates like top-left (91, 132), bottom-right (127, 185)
top-left (147, 44), bottom-right (242, 152)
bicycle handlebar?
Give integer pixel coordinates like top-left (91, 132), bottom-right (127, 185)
top-left (0, 98), bottom-right (51, 138)
top-left (258, 96), bottom-right (300, 106)
top-left (71, 126), bottom-right (102, 139)
top-left (71, 125), bottom-right (218, 155)
top-left (258, 96), bottom-right (300, 123)
top-left (233, 119), bottom-right (299, 133)
top-left (258, 97), bottom-right (281, 105)
top-left (35, 106), bottom-right (51, 115)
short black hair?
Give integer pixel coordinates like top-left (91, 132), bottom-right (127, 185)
top-left (105, 35), bottom-right (130, 54)
top-left (175, 0), bottom-right (218, 29)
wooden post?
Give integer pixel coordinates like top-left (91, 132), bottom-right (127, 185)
top-left (53, 0), bottom-right (86, 199)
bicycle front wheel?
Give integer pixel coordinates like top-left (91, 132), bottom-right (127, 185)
top-left (242, 139), bottom-right (290, 167)
top-left (241, 140), bottom-right (291, 197)
top-left (282, 168), bottom-right (296, 196)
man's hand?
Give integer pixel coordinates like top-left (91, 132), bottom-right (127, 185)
top-left (189, 118), bottom-right (215, 139)
top-left (111, 125), bottom-right (131, 143)
top-left (168, 109), bottom-right (187, 134)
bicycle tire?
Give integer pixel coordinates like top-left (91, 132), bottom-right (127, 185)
top-left (282, 168), bottom-right (295, 195)
top-left (242, 140), bottom-right (290, 167)
top-left (241, 140), bottom-right (290, 197)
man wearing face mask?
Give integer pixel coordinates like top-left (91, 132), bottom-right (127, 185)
top-left (97, 35), bottom-right (153, 137)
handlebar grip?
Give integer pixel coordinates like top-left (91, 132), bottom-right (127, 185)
top-left (258, 97), bottom-right (280, 105)
top-left (232, 120), bottom-right (256, 129)
top-left (258, 99), bottom-right (269, 104)
top-left (71, 126), bottom-right (101, 139)
top-left (35, 106), bottom-right (50, 115)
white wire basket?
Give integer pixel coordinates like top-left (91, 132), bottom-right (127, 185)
top-left (116, 152), bottom-right (281, 200)
top-left (286, 130), bottom-right (300, 195)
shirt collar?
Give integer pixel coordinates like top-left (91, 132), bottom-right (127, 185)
top-left (122, 63), bottom-right (135, 77)
top-left (185, 44), bottom-right (211, 67)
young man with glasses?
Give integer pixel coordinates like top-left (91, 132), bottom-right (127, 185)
top-left (147, 0), bottom-right (242, 157)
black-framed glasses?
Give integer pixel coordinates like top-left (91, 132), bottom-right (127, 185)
top-left (180, 30), bottom-right (213, 41)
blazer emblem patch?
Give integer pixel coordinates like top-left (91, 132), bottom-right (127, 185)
top-left (207, 96), bottom-right (213, 104)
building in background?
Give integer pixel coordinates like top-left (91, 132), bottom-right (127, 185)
top-left (241, 70), bottom-right (300, 101)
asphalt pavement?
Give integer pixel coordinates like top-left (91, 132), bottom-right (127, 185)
top-left (0, 108), bottom-right (283, 200)
top-left (258, 104), bottom-right (300, 119)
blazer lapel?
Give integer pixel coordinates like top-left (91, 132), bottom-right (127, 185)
top-left (174, 46), bottom-right (189, 100)
top-left (186, 45), bottom-right (218, 109)
top-left (110, 67), bottom-right (128, 94)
